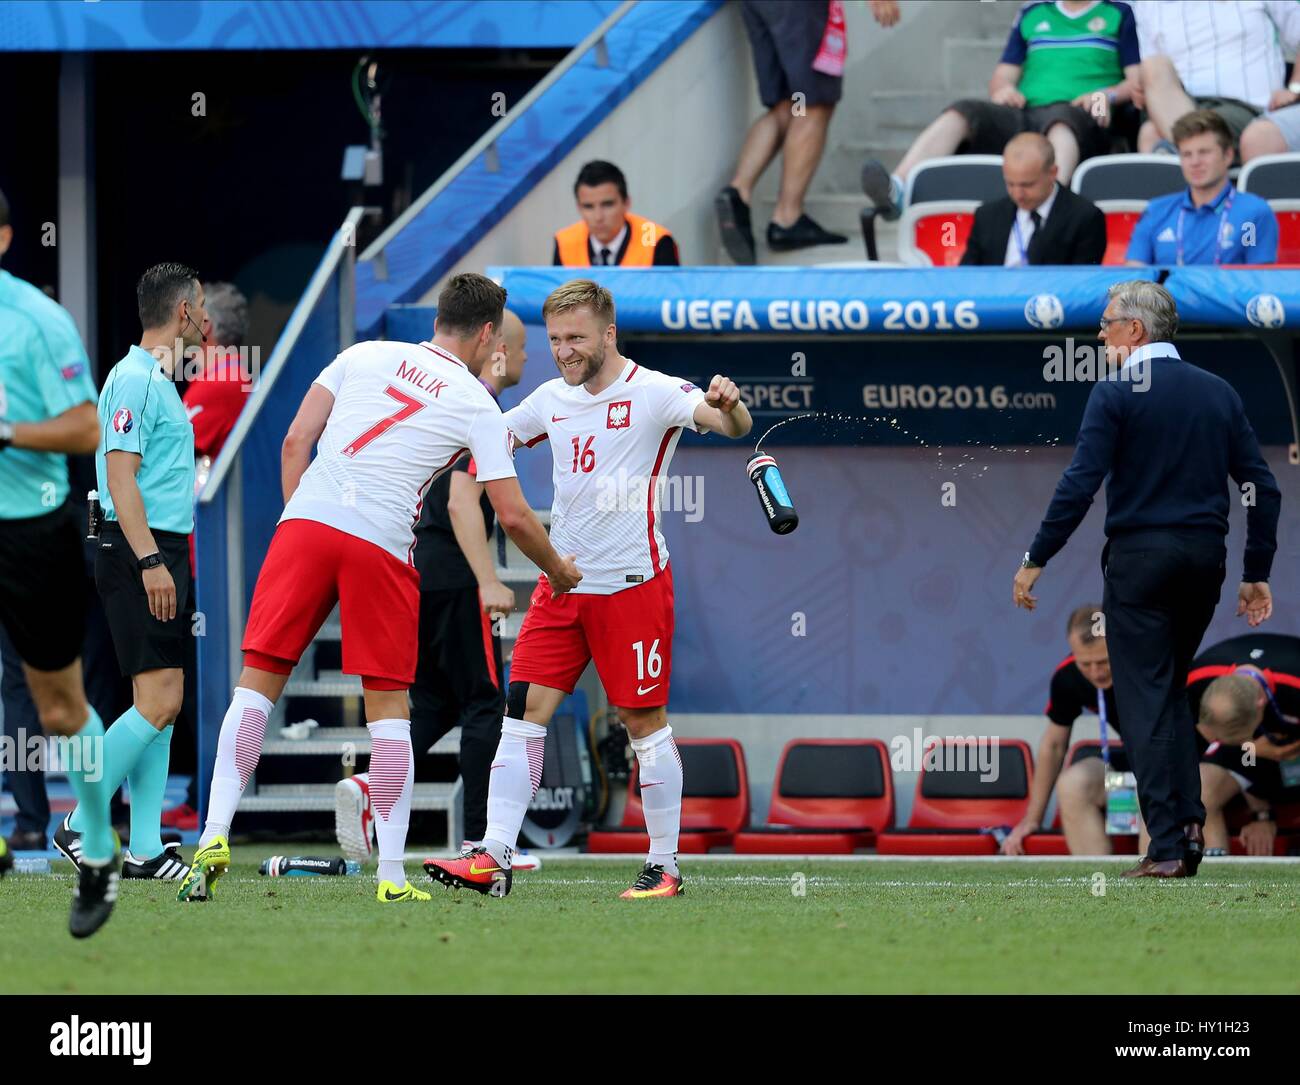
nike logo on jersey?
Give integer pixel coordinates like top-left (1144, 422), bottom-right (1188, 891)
top-left (551, 414), bottom-right (569, 422)
top-left (636, 684), bottom-right (661, 696)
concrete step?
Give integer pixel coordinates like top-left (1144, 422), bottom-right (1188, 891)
top-left (241, 781), bottom-right (460, 812)
top-left (942, 37), bottom-right (1005, 93)
top-left (260, 727), bottom-right (462, 758)
top-left (868, 89), bottom-right (962, 133)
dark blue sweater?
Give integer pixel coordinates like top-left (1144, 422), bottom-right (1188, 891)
top-left (1029, 350), bottom-right (1281, 581)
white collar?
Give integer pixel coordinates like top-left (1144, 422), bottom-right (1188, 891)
top-left (1121, 341), bottom-right (1180, 371)
top-left (592, 223), bottom-right (628, 263)
top-left (1018, 185), bottom-right (1058, 228)
top-left (1056, 0), bottom-right (1101, 18)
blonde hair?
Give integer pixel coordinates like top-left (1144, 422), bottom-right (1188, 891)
top-left (1199, 674), bottom-right (1260, 743)
top-left (542, 278), bottom-right (615, 327)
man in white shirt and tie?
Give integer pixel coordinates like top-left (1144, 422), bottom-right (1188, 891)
top-left (960, 133), bottom-right (1107, 267)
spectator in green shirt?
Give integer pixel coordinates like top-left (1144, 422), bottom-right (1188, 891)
top-left (862, 0), bottom-right (1141, 221)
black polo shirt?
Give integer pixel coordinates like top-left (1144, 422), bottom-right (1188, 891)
top-left (1045, 654), bottom-right (1120, 737)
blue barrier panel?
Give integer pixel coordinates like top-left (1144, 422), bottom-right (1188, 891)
top-left (0, 0), bottom-right (622, 51)
top-left (485, 265), bottom-right (1300, 334)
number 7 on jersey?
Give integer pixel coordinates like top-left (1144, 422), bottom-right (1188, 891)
top-left (342, 385), bottom-right (426, 458)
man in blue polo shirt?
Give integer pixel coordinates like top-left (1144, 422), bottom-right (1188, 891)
top-left (0, 187), bottom-right (122, 937)
top-left (55, 263), bottom-right (206, 930)
top-left (1126, 110), bottom-right (1278, 266)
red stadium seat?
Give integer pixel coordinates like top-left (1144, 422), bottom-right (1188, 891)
top-left (1271, 206), bottom-right (1300, 264)
top-left (876, 738), bottom-right (1033, 855)
top-left (586, 738), bottom-right (749, 853)
top-left (734, 739), bottom-right (894, 854)
top-left (1095, 200), bottom-right (1146, 265)
top-left (897, 201), bottom-right (978, 266)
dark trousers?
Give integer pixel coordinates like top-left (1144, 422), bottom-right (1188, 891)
top-left (410, 586), bottom-right (505, 843)
top-left (1103, 530), bottom-right (1226, 861)
top-left (1, 625), bottom-right (49, 836)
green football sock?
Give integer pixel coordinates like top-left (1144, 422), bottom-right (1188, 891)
top-left (127, 724), bottom-right (172, 860)
top-left (60, 706), bottom-right (114, 863)
top-left (69, 707), bottom-right (160, 853)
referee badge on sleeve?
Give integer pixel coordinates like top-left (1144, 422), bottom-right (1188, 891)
top-left (112, 407), bottom-right (134, 434)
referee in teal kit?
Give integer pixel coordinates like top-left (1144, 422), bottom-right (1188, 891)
top-left (57, 264), bottom-right (207, 898)
top-left (0, 186), bottom-right (123, 936)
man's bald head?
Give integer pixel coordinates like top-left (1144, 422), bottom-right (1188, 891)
top-left (1002, 132), bottom-right (1058, 213)
top-left (488, 308), bottom-right (528, 390)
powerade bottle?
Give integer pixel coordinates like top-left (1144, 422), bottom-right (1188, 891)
top-left (258, 856), bottom-right (361, 877)
top-left (747, 452), bottom-right (798, 534)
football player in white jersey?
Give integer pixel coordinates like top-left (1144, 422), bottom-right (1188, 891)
top-left (425, 278), bottom-right (751, 899)
top-left (180, 274), bottom-right (581, 905)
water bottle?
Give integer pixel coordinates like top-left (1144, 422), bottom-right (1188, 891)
top-left (15, 858), bottom-right (52, 874)
top-left (747, 452), bottom-right (798, 534)
top-left (259, 855), bottom-right (361, 877)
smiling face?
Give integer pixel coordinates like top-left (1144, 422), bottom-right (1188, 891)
top-left (546, 305), bottom-right (612, 386)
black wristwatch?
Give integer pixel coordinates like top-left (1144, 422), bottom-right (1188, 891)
top-left (0, 420), bottom-right (13, 451)
top-left (137, 553), bottom-right (164, 571)
top-left (1021, 551), bottom-right (1040, 570)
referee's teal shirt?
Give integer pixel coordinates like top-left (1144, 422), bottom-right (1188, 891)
top-left (95, 345), bottom-right (195, 534)
top-left (0, 269), bottom-right (98, 520)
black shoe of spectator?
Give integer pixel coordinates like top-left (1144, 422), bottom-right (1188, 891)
top-left (861, 159), bottom-right (902, 221)
top-left (715, 186), bottom-right (756, 264)
top-left (5, 829), bottom-right (47, 852)
top-left (766, 214), bottom-right (847, 252)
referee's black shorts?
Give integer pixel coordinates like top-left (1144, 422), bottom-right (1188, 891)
top-left (94, 522), bottom-right (192, 677)
top-left (0, 500), bottom-right (87, 672)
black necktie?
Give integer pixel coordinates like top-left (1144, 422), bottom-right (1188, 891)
top-left (1031, 210), bottom-right (1042, 231)
top-left (600, 247), bottom-right (612, 266)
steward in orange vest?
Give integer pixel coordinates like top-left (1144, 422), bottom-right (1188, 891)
top-left (552, 160), bottom-right (680, 267)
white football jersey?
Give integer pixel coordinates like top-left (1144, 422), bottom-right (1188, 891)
top-left (503, 358), bottom-right (706, 595)
top-left (282, 340), bottom-right (515, 563)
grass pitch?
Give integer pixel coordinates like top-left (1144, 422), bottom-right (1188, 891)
top-left (3, 858), bottom-right (1299, 994)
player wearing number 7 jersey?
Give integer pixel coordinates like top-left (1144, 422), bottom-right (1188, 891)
top-left (181, 274), bottom-right (581, 905)
top-left (424, 279), bottom-right (751, 900)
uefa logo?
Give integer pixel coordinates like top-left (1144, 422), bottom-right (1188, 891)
top-left (1246, 293), bottom-right (1286, 329)
top-left (1024, 294), bottom-right (1065, 330)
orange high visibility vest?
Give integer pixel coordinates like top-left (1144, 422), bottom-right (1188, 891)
top-left (554, 213), bottom-right (669, 267)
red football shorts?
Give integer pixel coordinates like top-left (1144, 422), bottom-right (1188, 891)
top-left (509, 565), bottom-right (674, 708)
top-left (242, 518), bottom-right (419, 690)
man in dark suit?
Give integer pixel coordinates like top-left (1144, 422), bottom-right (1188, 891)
top-left (960, 133), bottom-right (1106, 266)
top-left (1012, 280), bottom-right (1281, 878)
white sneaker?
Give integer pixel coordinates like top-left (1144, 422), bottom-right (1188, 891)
top-left (512, 851), bottom-right (542, 871)
top-left (334, 774), bottom-right (374, 862)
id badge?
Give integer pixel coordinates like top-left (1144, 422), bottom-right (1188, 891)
top-left (1105, 770), bottom-right (1140, 835)
top-left (1280, 756), bottom-right (1300, 790)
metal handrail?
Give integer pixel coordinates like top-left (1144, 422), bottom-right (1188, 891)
top-left (200, 205), bottom-right (367, 501)
top-left (359, 0), bottom-right (635, 268)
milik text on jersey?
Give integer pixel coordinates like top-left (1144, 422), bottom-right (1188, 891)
top-left (396, 359), bottom-right (448, 398)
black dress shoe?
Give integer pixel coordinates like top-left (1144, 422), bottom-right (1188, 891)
top-left (1121, 856), bottom-right (1190, 878)
top-left (766, 214), bottom-right (847, 252)
top-left (715, 186), bottom-right (756, 265)
top-left (1184, 822), bottom-right (1205, 876)
top-left (5, 829), bottom-right (47, 852)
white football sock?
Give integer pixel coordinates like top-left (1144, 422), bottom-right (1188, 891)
top-left (368, 719), bottom-right (414, 887)
top-left (200, 686), bottom-right (273, 848)
top-left (483, 717), bottom-right (546, 868)
top-left (631, 725), bottom-right (683, 877)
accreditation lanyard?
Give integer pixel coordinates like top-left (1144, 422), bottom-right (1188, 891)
top-left (1098, 690), bottom-right (1112, 767)
top-left (1011, 215), bottom-right (1032, 266)
top-left (1175, 184), bottom-right (1235, 267)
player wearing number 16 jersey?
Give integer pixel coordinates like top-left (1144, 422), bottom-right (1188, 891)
top-left (424, 279), bottom-right (751, 900)
top-left (181, 274), bottom-right (581, 906)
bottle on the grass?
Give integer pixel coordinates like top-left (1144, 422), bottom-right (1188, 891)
top-left (259, 856), bottom-right (361, 877)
